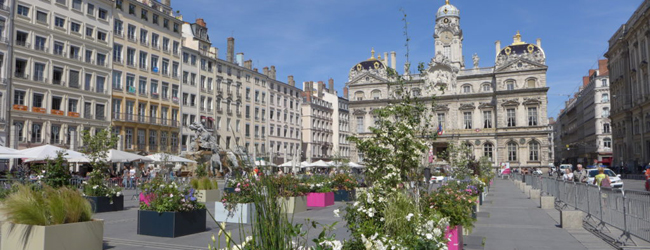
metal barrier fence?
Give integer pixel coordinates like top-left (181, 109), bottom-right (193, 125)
top-left (530, 176), bottom-right (650, 246)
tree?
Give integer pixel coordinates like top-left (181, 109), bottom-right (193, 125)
top-left (80, 128), bottom-right (118, 174)
top-left (43, 151), bottom-right (71, 188)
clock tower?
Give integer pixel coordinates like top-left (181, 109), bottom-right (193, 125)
top-left (434, 0), bottom-right (464, 69)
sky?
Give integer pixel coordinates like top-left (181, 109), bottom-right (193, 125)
top-left (175, 0), bottom-right (643, 119)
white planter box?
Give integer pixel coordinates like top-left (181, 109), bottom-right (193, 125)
top-left (1, 219), bottom-right (104, 250)
top-left (277, 196), bottom-right (307, 214)
top-left (214, 202), bottom-right (255, 224)
top-left (196, 189), bottom-right (221, 203)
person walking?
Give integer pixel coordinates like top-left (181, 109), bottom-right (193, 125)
top-left (129, 166), bottom-right (136, 189)
top-left (593, 167), bottom-right (611, 187)
top-left (564, 168), bottom-right (574, 182)
top-left (122, 167), bottom-right (129, 189)
top-left (573, 164), bottom-right (588, 183)
top-left (644, 164), bottom-right (650, 191)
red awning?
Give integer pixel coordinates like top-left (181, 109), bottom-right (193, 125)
top-left (208, 117), bottom-right (214, 121)
top-left (599, 157), bottom-right (612, 164)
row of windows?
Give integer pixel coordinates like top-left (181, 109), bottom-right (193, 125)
top-left (116, 127), bottom-right (179, 151)
top-left (116, 21), bottom-right (180, 54)
top-left (112, 71), bottom-right (179, 99)
top-left (111, 100), bottom-right (179, 121)
top-left (15, 32), bottom-right (109, 67)
top-left (15, 59), bottom-right (108, 91)
top-left (18, 1), bottom-right (109, 22)
top-left (114, 43), bottom-right (179, 74)
top-left (116, 0), bottom-right (180, 34)
top-left (13, 90), bottom-right (106, 118)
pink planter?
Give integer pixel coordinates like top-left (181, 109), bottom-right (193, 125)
top-left (306, 192), bottom-right (334, 207)
top-left (445, 225), bottom-right (463, 250)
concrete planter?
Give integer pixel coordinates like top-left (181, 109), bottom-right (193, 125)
top-left (334, 189), bottom-right (355, 201)
top-left (1, 220), bottom-right (104, 250)
top-left (87, 195), bottom-right (124, 213)
top-left (137, 209), bottom-right (206, 238)
top-left (445, 225), bottom-right (463, 250)
top-left (277, 196), bottom-right (307, 214)
top-left (307, 192), bottom-right (334, 207)
top-left (214, 202), bottom-right (255, 224)
top-left (196, 189), bottom-right (221, 203)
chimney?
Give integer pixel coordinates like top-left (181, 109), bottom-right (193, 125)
top-left (288, 75), bottom-right (295, 87)
top-left (343, 86), bottom-right (348, 99)
top-left (236, 53), bottom-right (244, 66)
top-left (598, 59), bottom-right (609, 76)
top-left (588, 69), bottom-right (596, 77)
top-left (318, 81), bottom-right (324, 96)
top-left (227, 37), bottom-right (235, 63)
top-left (583, 76), bottom-right (589, 87)
top-left (196, 18), bottom-right (206, 27)
top-left (390, 51), bottom-right (396, 70)
top-left (244, 60), bottom-right (252, 70)
top-left (253, 68), bottom-right (258, 72)
top-left (270, 66), bottom-right (276, 80)
top-left (328, 78), bottom-right (334, 94)
top-left (383, 52), bottom-right (388, 66)
top-left (263, 67), bottom-right (269, 77)
top-left (536, 38), bottom-right (542, 48)
top-left (495, 40), bottom-right (501, 56)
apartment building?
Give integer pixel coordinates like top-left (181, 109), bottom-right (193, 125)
top-left (301, 81), bottom-right (334, 162)
top-left (180, 18), bottom-right (218, 151)
top-left (10, 0), bottom-right (113, 150)
top-left (268, 75), bottom-right (301, 164)
top-left (336, 94), bottom-right (350, 159)
top-left (0, 0), bottom-right (13, 146)
top-left (110, 0), bottom-right (182, 154)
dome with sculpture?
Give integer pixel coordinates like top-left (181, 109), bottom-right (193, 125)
top-left (437, 0), bottom-right (460, 19)
top-left (350, 48), bottom-right (386, 73)
top-left (498, 31), bottom-right (546, 59)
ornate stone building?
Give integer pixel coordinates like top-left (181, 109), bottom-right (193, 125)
top-left (347, 1), bottom-right (552, 168)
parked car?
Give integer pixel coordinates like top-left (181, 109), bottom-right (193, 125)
top-left (532, 169), bottom-right (543, 175)
top-left (586, 168), bottom-right (623, 188)
top-left (559, 164), bottom-right (573, 175)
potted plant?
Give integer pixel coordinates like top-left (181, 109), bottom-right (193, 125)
top-left (306, 176), bottom-right (335, 207)
top-left (138, 177), bottom-right (206, 238)
top-left (80, 129), bottom-right (123, 213)
top-left (190, 177), bottom-right (220, 203)
top-left (1, 184), bottom-right (103, 250)
top-left (332, 173), bottom-right (357, 201)
top-left (272, 175), bottom-right (308, 214)
top-left (216, 176), bottom-right (255, 224)
top-left (427, 182), bottom-right (478, 249)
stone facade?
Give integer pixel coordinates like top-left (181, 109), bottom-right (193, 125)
top-left (347, 1), bottom-right (552, 168)
top-left (0, 0), bottom-right (12, 147)
top-left (268, 75), bottom-right (301, 165)
top-left (554, 60), bottom-right (612, 166)
top-left (606, 0), bottom-right (650, 171)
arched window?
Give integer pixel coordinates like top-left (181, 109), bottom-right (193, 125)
top-left (603, 138), bottom-right (612, 148)
top-left (482, 83), bottom-right (491, 92)
top-left (371, 90), bottom-right (381, 100)
top-left (506, 80), bottom-right (515, 90)
top-left (527, 78), bottom-right (536, 88)
top-left (354, 91), bottom-right (364, 101)
top-left (601, 93), bottom-right (609, 103)
top-left (529, 141), bottom-right (540, 161)
top-left (462, 85), bottom-right (471, 93)
top-left (483, 143), bottom-right (493, 160)
top-left (508, 142), bottom-right (517, 161)
top-left (603, 123), bottom-right (610, 133)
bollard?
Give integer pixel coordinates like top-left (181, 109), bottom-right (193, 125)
top-left (529, 189), bottom-right (540, 200)
top-left (540, 196), bottom-right (554, 209)
top-left (523, 185), bottom-right (531, 195)
top-left (560, 210), bottom-right (584, 229)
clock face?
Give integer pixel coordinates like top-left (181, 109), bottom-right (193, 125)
top-left (444, 18), bottom-right (450, 24)
top-left (440, 31), bottom-right (453, 44)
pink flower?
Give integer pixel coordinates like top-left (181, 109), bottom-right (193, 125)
top-left (235, 188), bottom-right (241, 192)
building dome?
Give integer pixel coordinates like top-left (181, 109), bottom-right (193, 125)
top-left (498, 31), bottom-right (546, 58)
top-left (350, 48), bottom-right (386, 72)
top-left (437, 0), bottom-right (459, 19)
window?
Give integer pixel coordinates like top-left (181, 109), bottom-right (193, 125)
top-left (173, 23), bottom-right (179, 33)
top-left (354, 91), bottom-right (364, 101)
top-left (527, 78), bottom-right (536, 88)
top-left (601, 79), bottom-right (608, 87)
top-left (112, 71), bottom-right (122, 90)
top-left (603, 123), bottom-right (610, 133)
top-left (127, 24), bottom-right (136, 40)
top-left (371, 90), bottom-right (381, 100)
top-left (437, 113), bottom-right (445, 129)
top-left (483, 143), bottom-right (493, 159)
top-left (113, 44), bottom-right (123, 62)
top-left (124, 128), bottom-right (133, 149)
top-left (32, 93), bottom-right (44, 107)
top-left (153, 14), bottom-right (158, 25)
top-left (13, 90), bottom-right (25, 105)
top-left (508, 142), bottom-right (517, 161)
top-left (139, 51), bottom-right (147, 69)
top-left (17, 5), bottom-right (29, 17)
top-left (53, 67), bottom-right (63, 84)
top-left (72, 0), bottom-right (81, 10)
top-left (68, 99), bottom-right (78, 112)
top-left (98, 9), bottom-right (107, 20)
top-left (602, 93), bottom-right (609, 103)
top-left (506, 80), bottom-right (515, 90)
top-left (162, 37), bottom-right (170, 51)
top-left (463, 112), bottom-right (472, 129)
top-left (463, 85), bottom-right (471, 93)
top-left (357, 116), bottom-right (364, 133)
top-left (527, 107), bottom-right (538, 126)
top-left (51, 125), bottom-right (61, 144)
top-left (56, 0), bottom-right (66, 5)
top-left (151, 33), bottom-right (159, 48)
top-left (114, 19), bottom-right (123, 35)
top-left (86, 27), bottom-right (93, 37)
top-left (70, 22), bottom-right (80, 33)
top-left (604, 138), bottom-right (612, 148)
top-left (173, 41), bottom-right (180, 55)
top-left (482, 84), bottom-right (490, 92)
top-left (36, 11), bottom-right (47, 23)
top-left (163, 19), bottom-right (169, 29)
top-left (483, 110), bottom-right (492, 128)
top-left (33, 63), bottom-right (45, 82)
top-left (55, 17), bottom-right (65, 28)
top-left (69, 45), bottom-right (80, 59)
top-left (97, 31), bottom-right (106, 41)
top-left (31, 124), bottom-right (42, 143)
top-left (115, 0), bottom-right (122, 10)
top-left (602, 107), bottom-right (610, 118)
top-left (529, 141), bottom-right (539, 161)
top-left (140, 29), bottom-right (148, 43)
top-left (87, 3), bottom-right (94, 15)
top-left (34, 36), bottom-right (46, 51)
top-left (141, 9), bottom-right (148, 20)
top-left (507, 108), bottom-right (516, 127)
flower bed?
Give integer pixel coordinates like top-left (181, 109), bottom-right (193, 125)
top-left (87, 195), bottom-right (124, 213)
top-left (137, 209), bottom-right (206, 238)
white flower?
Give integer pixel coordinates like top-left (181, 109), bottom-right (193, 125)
top-left (406, 213), bottom-right (414, 221)
top-left (353, 201), bottom-right (359, 207)
top-left (320, 240), bottom-right (343, 250)
top-left (433, 228), bottom-right (442, 237)
top-left (333, 209), bottom-right (340, 218)
top-left (116, 192), bottom-right (122, 197)
top-left (160, 184), bottom-right (165, 188)
top-left (425, 233), bottom-right (433, 240)
top-left (169, 184), bottom-right (173, 188)
top-left (169, 194), bottom-right (174, 198)
top-left (380, 217), bottom-right (385, 222)
top-left (92, 185), bottom-right (99, 189)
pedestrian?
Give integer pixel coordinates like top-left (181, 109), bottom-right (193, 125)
top-left (593, 167), bottom-right (611, 187)
top-left (644, 165), bottom-right (650, 191)
top-left (122, 167), bottom-right (129, 189)
top-left (573, 164), bottom-right (588, 183)
top-left (129, 166), bottom-right (136, 189)
top-left (564, 168), bottom-right (574, 182)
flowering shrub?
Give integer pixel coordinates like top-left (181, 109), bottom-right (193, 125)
top-left (139, 177), bottom-right (205, 213)
top-left (305, 175), bottom-right (334, 193)
top-left (331, 173), bottom-right (357, 191)
top-left (221, 176), bottom-right (256, 211)
top-left (426, 182), bottom-right (477, 228)
top-left (270, 175), bottom-right (308, 197)
top-left (83, 169), bottom-right (122, 198)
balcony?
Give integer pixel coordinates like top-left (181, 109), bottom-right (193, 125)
top-left (138, 91), bottom-right (148, 98)
top-left (140, 40), bottom-right (149, 47)
top-left (15, 40), bottom-right (30, 48)
top-left (151, 93), bottom-right (160, 99)
top-left (152, 44), bottom-right (160, 50)
top-left (34, 45), bottom-right (48, 53)
top-left (96, 115), bottom-right (105, 121)
top-left (115, 31), bottom-right (123, 38)
top-left (14, 72), bottom-right (28, 80)
top-left (84, 112), bottom-right (93, 119)
top-left (172, 97), bottom-right (179, 104)
top-left (227, 109), bottom-right (233, 115)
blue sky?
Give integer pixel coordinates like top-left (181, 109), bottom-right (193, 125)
top-left (175, 0), bottom-right (642, 119)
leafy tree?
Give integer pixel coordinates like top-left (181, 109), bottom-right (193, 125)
top-left (80, 128), bottom-right (119, 197)
top-left (43, 151), bottom-right (71, 188)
